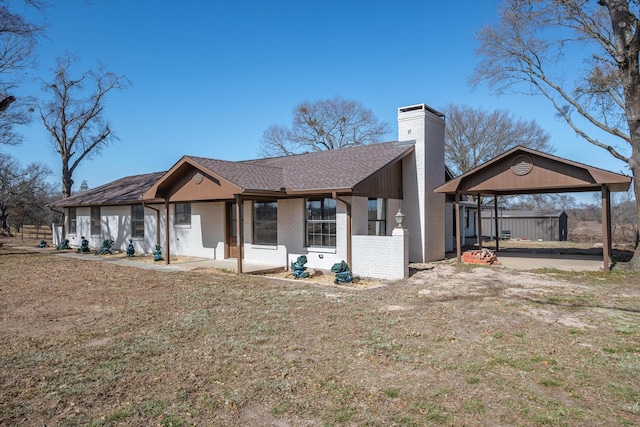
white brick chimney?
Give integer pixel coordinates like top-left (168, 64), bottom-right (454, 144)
top-left (398, 104), bottom-right (446, 262)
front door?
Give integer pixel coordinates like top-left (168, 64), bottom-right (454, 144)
top-left (226, 202), bottom-right (243, 259)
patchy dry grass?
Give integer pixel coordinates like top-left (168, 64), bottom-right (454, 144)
top-left (1, 240), bottom-right (640, 426)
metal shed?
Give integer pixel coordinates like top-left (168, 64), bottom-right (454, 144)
top-left (480, 209), bottom-right (568, 242)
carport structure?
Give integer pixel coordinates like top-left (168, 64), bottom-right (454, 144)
top-left (435, 146), bottom-right (632, 272)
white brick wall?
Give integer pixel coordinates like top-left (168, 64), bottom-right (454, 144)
top-left (398, 104), bottom-right (446, 263)
top-left (352, 227), bottom-right (408, 280)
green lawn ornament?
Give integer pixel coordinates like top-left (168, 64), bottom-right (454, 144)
top-left (291, 255), bottom-right (310, 278)
top-left (56, 239), bottom-right (70, 250)
top-left (37, 239), bottom-right (47, 248)
top-left (331, 260), bottom-right (352, 284)
top-left (126, 239), bottom-right (135, 257)
top-left (77, 236), bottom-right (90, 253)
top-left (95, 238), bottom-right (114, 255)
top-left (153, 244), bottom-right (163, 261)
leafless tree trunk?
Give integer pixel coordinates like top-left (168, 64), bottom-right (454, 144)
top-left (36, 54), bottom-right (128, 198)
top-left (0, 0), bottom-right (45, 146)
top-left (473, 0), bottom-right (640, 268)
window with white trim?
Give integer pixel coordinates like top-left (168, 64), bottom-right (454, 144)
top-left (306, 198), bottom-right (336, 247)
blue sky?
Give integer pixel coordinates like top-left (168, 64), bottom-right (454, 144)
top-left (4, 0), bottom-right (630, 199)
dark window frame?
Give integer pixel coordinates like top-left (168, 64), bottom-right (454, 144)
top-left (367, 198), bottom-right (387, 236)
top-left (90, 206), bottom-right (101, 236)
top-left (132, 204), bottom-right (145, 238)
top-left (175, 202), bottom-right (191, 225)
top-left (69, 207), bottom-right (77, 234)
top-left (252, 200), bottom-right (278, 245)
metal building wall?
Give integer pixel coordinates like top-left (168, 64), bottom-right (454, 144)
top-left (480, 214), bottom-right (565, 241)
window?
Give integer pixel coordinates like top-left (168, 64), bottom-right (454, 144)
top-left (69, 207), bottom-right (77, 234)
top-left (175, 202), bottom-right (191, 225)
top-left (90, 206), bottom-right (101, 236)
top-left (306, 198), bottom-right (336, 247)
top-left (253, 200), bottom-right (277, 245)
top-left (368, 198), bottom-right (387, 236)
top-left (132, 205), bottom-right (145, 238)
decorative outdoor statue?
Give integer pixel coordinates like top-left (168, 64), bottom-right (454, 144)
top-left (126, 239), bottom-right (135, 257)
top-left (56, 239), bottom-right (71, 250)
top-left (78, 236), bottom-right (90, 253)
top-left (153, 244), bottom-right (163, 261)
top-left (95, 238), bottom-right (114, 255)
top-left (331, 260), bottom-right (352, 284)
top-left (291, 255), bottom-right (310, 278)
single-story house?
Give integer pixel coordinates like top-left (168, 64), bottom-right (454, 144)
top-left (50, 104), bottom-right (449, 280)
top-left (49, 102), bottom-right (633, 276)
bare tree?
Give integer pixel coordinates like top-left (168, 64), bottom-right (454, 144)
top-left (473, 0), bottom-right (640, 267)
top-left (36, 54), bottom-right (128, 198)
top-left (0, 153), bottom-right (51, 234)
top-left (0, 0), bottom-right (45, 147)
top-left (444, 104), bottom-right (553, 175)
top-left (258, 96), bottom-right (390, 157)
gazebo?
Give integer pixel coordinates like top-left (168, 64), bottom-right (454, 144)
top-left (435, 146), bottom-right (632, 272)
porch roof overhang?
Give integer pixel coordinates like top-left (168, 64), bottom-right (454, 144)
top-left (434, 146), bottom-right (631, 196)
top-left (141, 156), bottom-right (355, 202)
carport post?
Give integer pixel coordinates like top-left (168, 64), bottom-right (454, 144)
top-left (494, 195), bottom-right (500, 251)
top-left (235, 194), bottom-right (243, 274)
top-left (477, 196), bottom-right (482, 250)
top-left (602, 185), bottom-right (611, 273)
top-left (455, 192), bottom-right (461, 263)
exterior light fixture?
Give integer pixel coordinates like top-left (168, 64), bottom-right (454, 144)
top-left (395, 208), bottom-right (406, 227)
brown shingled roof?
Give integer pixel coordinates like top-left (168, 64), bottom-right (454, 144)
top-left (49, 172), bottom-right (166, 208)
top-left (51, 141), bottom-right (415, 207)
top-left (242, 141), bottom-right (414, 191)
top-left (187, 156), bottom-right (284, 191)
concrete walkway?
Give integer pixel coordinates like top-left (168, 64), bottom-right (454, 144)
top-left (495, 251), bottom-right (604, 271)
top-left (24, 247), bottom-right (285, 274)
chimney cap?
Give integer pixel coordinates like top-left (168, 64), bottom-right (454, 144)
top-left (398, 103), bottom-right (444, 118)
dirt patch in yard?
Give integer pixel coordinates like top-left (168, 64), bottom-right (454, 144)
top-left (1, 238), bottom-right (640, 426)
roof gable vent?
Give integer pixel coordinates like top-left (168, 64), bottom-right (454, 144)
top-left (511, 154), bottom-right (534, 176)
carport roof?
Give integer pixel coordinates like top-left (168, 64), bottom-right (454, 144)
top-left (435, 146), bottom-right (631, 195)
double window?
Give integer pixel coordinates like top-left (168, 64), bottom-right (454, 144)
top-left (69, 207), bottom-right (77, 234)
top-left (306, 198), bottom-right (336, 247)
top-left (90, 206), bottom-right (101, 236)
top-left (368, 198), bottom-right (387, 236)
top-left (175, 202), bottom-right (191, 225)
top-left (253, 200), bottom-right (277, 245)
top-left (132, 205), bottom-right (145, 238)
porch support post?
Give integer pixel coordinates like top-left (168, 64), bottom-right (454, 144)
top-left (602, 185), bottom-right (612, 273)
top-left (61, 208), bottom-right (66, 240)
top-left (477, 195), bottom-right (482, 250)
top-left (164, 198), bottom-right (170, 265)
top-left (494, 195), bottom-right (500, 252)
top-left (333, 193), bottom-right (352, 269)
top-left (235, 194), bottom-right (243, 274)
top-left (455, 192), bottom-right (461, 263)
